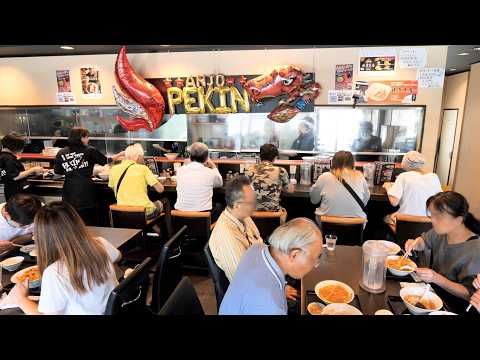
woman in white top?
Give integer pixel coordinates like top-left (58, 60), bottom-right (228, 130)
top-left (383, 151), bottom-right (442, 225)
top-left (8, 201), bottom-right (121, 315)
top-left (310, 150), bottom-right (370, 221)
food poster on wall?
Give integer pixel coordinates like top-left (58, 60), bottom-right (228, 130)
top-left (328, 90), bottom-right (354, 104)
top-left (399, 48), bottom-right (427, 68)
top-left (359, 48), bottom-right (396, 73)
top-left (365, 80), bottom-right (418, 104)
top-left (416, 68), bottom-right (445, 88)
top-left (354, 81), bottom-right (369, 104)
top-left (80, 66), bottom-right (102, 99)
top-left (56, 70), bottom-right (76, 104)
top-left (335, 64), bottom-right (353, 90)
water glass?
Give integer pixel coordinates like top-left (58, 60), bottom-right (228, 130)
top-left (325, 235), bottom-right (337, 251)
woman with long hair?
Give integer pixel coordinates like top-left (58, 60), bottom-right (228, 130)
top-left (310, 150), bottom-right (370, 221)
top-left (405, 191), bottom-right (480, 313)
top-left (7, 201), bottom-right (121, 315)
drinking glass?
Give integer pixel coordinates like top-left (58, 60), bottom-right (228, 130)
top-left (325, 235), bottom-right (337, 251)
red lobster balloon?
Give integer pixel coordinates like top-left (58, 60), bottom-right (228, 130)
top-left (243, 65), bottom-right (321, 123)
top-left (112, 47), bottom-right (165, 132)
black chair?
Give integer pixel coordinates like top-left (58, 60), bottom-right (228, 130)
top-left (171, 210), bottom-right (214, 271)
top-left (150, 225), bottom-right (188, 313)
top-left (394, 214), bottom-right (432, 247)
top-left (204, 243), bottom-right (230, 311)
top-left (251, 210), bottom-right (283, 242)
top-left (104, 257), bottom-right (155, 315)
top-left (158, 277), bottom-right (205, 315)
top-left (317, 215), bottom-right (366, 246)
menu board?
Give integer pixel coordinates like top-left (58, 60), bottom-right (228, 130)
top-left (56, 70), bottom-right (76, 104)
top-left (335, 64), bottom-right (353, 90)
top-left (80, 66), bottom-right (102, 99)
top-left (365, 80), bottom-right (418, 104)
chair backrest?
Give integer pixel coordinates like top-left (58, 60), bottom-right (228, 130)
top-left (251, 211), bottom-right (282, 243)
top-left (104, 257), bottom-right (154, 315)
top-left (158, 277), bottom-right (205, 315)
top-left (395, 214), bottom-right (432, 247)
top-left (171, 210), bottom-right (211, 251)
top-left (318, 216), bottom-right (366, 246)
top-left (204, 242), bottom-right (230, 311)
top-left (109, 204), bottom-right (147, 229)
top-left (151, 225), bottom-right (188, 313)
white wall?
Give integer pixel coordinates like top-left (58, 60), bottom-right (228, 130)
top-left (0, 46), bottom-right (448, 170)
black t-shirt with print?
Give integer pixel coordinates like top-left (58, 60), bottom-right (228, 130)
top-left (54, 145), bottom-right (107, 209)
top-left (0, 151), bottom-right (29, 200)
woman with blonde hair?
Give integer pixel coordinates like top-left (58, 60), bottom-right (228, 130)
top-left (7, 201), bottom-right (121, 315)
top-left (310, 150), bottom-right (370, 221)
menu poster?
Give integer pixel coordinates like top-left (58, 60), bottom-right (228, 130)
top-left (374, 162), bottom-right (395, 185)
top-left (80, 66), bottom-right (102, 99)
top-left (416, 68), bottom-right (445, 88)
top-left (328, 90), bottom-right (354, 104)
top-left (354, 81), bottom-right (369, 104)
top-left (56, 70), bottom-right (76, 104)
top-left (359, 48), bottom-right (396, 72)
top-left (335, 64), bottom-right (353, 90)
top-left (399, 48), bottom-right (427, 69)
top-left (365, 80), bottom-right (418, 104)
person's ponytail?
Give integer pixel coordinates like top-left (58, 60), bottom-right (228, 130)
top-left (465, 212), bottom-right (480, 235)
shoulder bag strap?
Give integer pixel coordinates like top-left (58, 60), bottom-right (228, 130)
top-left (341, 179), bottom-right (368, 214)
top-left (115, 164), bottom-right (134, 199)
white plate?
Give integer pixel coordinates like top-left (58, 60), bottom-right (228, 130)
top-left (429, 311), bottom-right (457, 315)
top-left (307, 302), bottom-right (325, 315)
top-left (322, 303), bottom-right (362, 315)
top-left (378, 240), bottom-right (401, 255)
top-left (314, 280), bottom-right (355, 304)
top-left (19, 245), bottom-right (35, 254)
top-left (11, 265), bottom-right (41, 288)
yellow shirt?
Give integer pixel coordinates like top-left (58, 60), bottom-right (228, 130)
top-left (108, 160), bottom-right (159, 215)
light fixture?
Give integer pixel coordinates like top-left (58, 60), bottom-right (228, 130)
top-left (449, 68), bottom-right (457, 71)
top-left (160, 45), bottom-right (170, 47)
top-left (457, 52), bottom-right (470, 56)
top-left (60, 46), bottom-right (75, 50)
top-left (474, 47), bottom-right (480, 51)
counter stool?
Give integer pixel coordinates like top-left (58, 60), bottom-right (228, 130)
top-left (317, 215), bottom-right (366, 246)
top-left (251, 210), bottom-right (284, 243)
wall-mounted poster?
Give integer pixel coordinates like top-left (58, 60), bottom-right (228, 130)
top-left (354, 81), bottom-right (369, 104)
top-left (399, 48), bottom-right (427, 69)
top-left (365, 80), bottom-right (418, 104)
top-left (416, 68), bottom-right (445, 88)
top-left (80, 66), bottom-right (102, 99)
top-left (56, 70), bottom-right (76, 104)
top-left (328, 90), bottom-right (354, 104)
top-left (359, 48), bottom-right (396, 73)
top-left (335, 64), bottom-right (353, 90)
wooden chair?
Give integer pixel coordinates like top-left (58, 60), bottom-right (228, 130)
top-left (251, 210), bottom-right (283, 243)
top-left (392, 214), bottom-right (432, 247)
top-left (317, 215), bottom-right (366, 246)
top-left (170, 210), bottom-right (215, 272)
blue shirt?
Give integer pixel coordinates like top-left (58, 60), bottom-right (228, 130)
top-left (219, 243), bottom-right (288, 315)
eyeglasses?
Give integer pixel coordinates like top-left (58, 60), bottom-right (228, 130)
top-left (291, 247), bottom-right (322, 268)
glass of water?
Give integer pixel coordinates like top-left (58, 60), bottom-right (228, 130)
top-left (325, 235), bottom-right (337, 251)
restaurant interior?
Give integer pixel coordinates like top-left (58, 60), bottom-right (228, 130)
top-left (1, 44), bottom-right (480, 316)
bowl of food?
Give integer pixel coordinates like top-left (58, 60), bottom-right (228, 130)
top-left (0, 256), bottom-right (24, 272)
top-left (400, 286), bottom-right (443, 315)
top-left (307, 302), bottom-right (325, 315)
top-left (315, 280), bottom-right (355, 304)
top-left (11, 265), bottom-right (41, 288)
top-left (165, 153), bottom-right (178, 160)
top-left (322, 303), bottom-right (362, 315)
top-left (386, 255), bottom-right (417, 277)
top-left (378, 240), bottom-right (401, 255)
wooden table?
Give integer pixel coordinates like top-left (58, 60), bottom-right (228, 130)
top-left (301, 245), bottom-right (403, 315)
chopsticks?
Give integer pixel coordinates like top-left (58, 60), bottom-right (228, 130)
top-left (402, 238), bottom-right (420, 260)
top-left (466, 303), bottom-right (472, 312)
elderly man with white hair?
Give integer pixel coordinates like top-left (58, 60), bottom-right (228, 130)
top-left (219, 217), bottom-right (323, 315)
top-left (383, 150), bottom-right (442, 225)
top-left (108, 143), bottom-right (167, 224)
top-left (175, 142), bottom-right (223, 220)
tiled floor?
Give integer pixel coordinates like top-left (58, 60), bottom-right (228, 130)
top-left (190, 275), bottom-right (217, 315)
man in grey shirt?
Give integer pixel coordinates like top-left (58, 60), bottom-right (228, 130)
top-left (219, 218), bottom-right (323, 315)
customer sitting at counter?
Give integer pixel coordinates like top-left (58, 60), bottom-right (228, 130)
top-left (108, 143), bottom-right (168, 234)
top-left (0, 193), bottom-right (43, 253)
top-left (54, 127), bottom-right (123, 226)
top-left (175, 142), bottom-right (223, 221)
top-left (6, 201), bottom-right (121, 315)
top-left (219, 218), bottom-right (323, 315)
top-left (405, 192), bottom-right (480, 313)
top-left (383, 150), bottom-right (442, 227)
top-left (0, 133), bottom-right (45, 200)
top-left (310, 150), bottom-right (370, 222)
top-left (245, 143), bottom-right (293, 223)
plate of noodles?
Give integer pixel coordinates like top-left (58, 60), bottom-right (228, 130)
top-left (314, 280), bottom-right (354, 304)
top-left (11, 265), bottom-right (41, 288)
top-left (386, 255), bottom-right (417, 276)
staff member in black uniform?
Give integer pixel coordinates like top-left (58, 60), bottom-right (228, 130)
top-left (0, 133), bottom-right (45, 200)
top-left (54, 127), bottom-right (123, 225)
